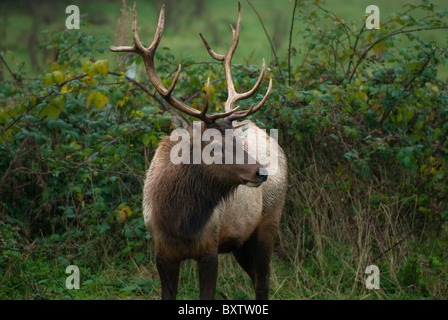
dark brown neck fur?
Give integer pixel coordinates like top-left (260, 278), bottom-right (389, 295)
top-left (150, 139), bottom-right (235, 240)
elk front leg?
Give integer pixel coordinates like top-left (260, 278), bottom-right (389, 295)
top-left (198, 249), bottom-right (218, 300)
top-left (156, 253), bottom-right (180, 300)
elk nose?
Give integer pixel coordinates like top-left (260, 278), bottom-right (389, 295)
top-left (256, 169), bottom-right (268, 182)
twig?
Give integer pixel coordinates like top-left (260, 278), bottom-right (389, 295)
top-left (373, 226), bottom-right (418, 263)
top-left (58, 73), bottom-right (88, 87)
top-left (108, 71), bottom-right (169, 112)
top-left (288, 0), bottom-right (298, 86)
top-left (346, 23), bottom-right (366, 79)
top-left (0, 52), bottom-right (22, 85)
top-left (119, 53), bottom-right (135, 71)
top-left (247, 0), bottom-right (284, 83)
top-left (1, 74), bottom-right (90, 133)
top-left (314, 2), bottom-right (352, 48)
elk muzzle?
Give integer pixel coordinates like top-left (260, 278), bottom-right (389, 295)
top-left (241, 167), bottom-right (268, 187)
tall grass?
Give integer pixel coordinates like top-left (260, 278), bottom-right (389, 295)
top-left (260, 137), bottom-right (447, 299)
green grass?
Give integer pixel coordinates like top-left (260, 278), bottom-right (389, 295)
top-left (0, 244), bottom-right (425, 300)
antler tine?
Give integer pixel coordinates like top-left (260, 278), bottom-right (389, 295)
top-left (167, 64), bottom-right (182, 96)
top-left (199, 1), bottom-right (271, 122)
top-left (109, 3), bottom-right (147, 54)
top-left (132, 2), bottom-right (150, 54)
top-left (199, 0), bottom-right (241, 65)
top-left (224, 78), bottom-right (273, 122)
top-left (237, 58), bottom-right (266, 100)
top-left (199, 78), bottom-right (211, 117)
top-left (227, 0), bottom-right (242, 65)
top-left (201, 77), bottom-right (242, 120)
top-left (222, 0), bottom-right (242, 113)
top-left (199, 33), bottom-right (225, 61)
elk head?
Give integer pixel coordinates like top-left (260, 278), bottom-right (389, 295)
top-left (110, 1), bottom-right (272, 188)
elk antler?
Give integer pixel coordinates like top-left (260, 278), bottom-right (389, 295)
top-left (199, 0), bottom-right (273, 122)
top-left (110, 3), bottom-right (239, 125)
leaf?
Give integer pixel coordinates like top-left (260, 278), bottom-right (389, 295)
top-left (52, 71), bottom-right (65, 85)
top-left (373, 42), bottom-right (385, 55)
top-left (51, 95), bottom-right (64, 110)
top-left (42, 105), bottom-right (61, 120)
top-left (150, 135), bottom-right (159, 147)
top-left (403, 156), bottom-right (411, 168)
top-left (94, 60), bottom-right (109, 76)
top-left (343, 126), bottom-right (358, 139)
top-left (42, 73), bottom-right (56, 86)
top-left (93, 91), bottom-right (109, 109)
top-left (117, 205), bottom-right (132, 223)
top-left (40, 96), bottom-right (64, 120)
top-left (98, 220), bottom-right (111, 233)
top-left (119, 285), bottom-right (137, 294)
top-left (118, 95), bottom-right (129, 107)
top-left (83, 60), bottom-right (98, 78)
top-left (86, 90), bottom-right (95, 108)
top-left (86, 63), bottom-right (98, 78)
top-left (61, 84), bottom-right (72, 94)
top-left (403, 108), bottom-right (414, 121)
top-left (141, 134), bottom-right (151, 147)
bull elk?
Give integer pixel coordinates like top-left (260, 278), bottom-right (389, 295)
top-left (110, 1), bottom-right (287, 300)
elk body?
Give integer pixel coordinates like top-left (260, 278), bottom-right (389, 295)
top-left (110, 2), bottom-right (287, 300)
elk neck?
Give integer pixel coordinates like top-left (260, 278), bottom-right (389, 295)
top-left (151, 138), bottom-right (236, 240)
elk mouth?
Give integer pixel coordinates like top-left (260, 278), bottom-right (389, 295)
top-left (241, 169), bottom-right (268, 188)
top-left (242, 180), bottom-right (263, 187)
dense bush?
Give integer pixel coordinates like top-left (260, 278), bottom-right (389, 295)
top-left (274, 0), bottom-right (448, 299)
top-left (1, 0), bottom-right (447, 299)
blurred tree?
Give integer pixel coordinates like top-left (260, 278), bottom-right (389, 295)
top-left (194, 0), bottom-right (205, 16)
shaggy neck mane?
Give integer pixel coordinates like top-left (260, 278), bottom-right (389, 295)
top-left (151, 141), bottom-right (235, 240)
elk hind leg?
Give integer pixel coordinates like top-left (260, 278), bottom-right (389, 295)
top-left (234, 227), bottom-right (274, 300)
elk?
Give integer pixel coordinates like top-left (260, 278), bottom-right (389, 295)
top-left (110, 1), bottom-right (287, 300)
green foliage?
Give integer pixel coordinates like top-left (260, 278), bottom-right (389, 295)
top-left (269, 0), bottom-right (448, 299)
top-left (0, 28), bottom-right (164, 298)
top-left (1, 0), bottom-right (448, 299)
top-left (273, 0), bottom-right (448, 221)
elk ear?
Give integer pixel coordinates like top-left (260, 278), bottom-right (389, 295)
top-left (171, 110), bottom-right (192, 130)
